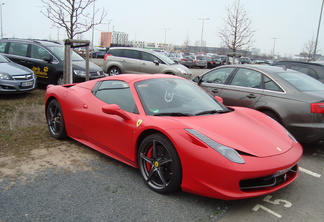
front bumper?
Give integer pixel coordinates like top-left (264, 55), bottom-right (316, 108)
top-left (0, 78), bottom-right (36, 93)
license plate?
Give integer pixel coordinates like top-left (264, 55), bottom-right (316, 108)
top-left (272, 167), bottom-right (291, 178)
top-left (20, 81), bottom-right (33, 87)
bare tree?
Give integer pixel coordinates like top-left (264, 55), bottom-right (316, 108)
top-left (41, 0), bottom-right (107, 39)
top-left (219, 0), bottom-right (254, 56)
top-left (302, 36), bottom-right (317, 61)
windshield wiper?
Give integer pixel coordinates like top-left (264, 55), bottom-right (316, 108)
top-left (154, 112), bottom-right (193, 116)
top-left (194, 109), bottom-right (231, 116)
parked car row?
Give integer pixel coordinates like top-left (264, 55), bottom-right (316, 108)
top-left (193, 64), bottom-right (324, 144)
top-left (0, 38), bottom-right (105, 94)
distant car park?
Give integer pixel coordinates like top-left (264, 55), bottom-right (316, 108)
top-left (272, 60), bottom-right (324, 83)
top-left (193, 64), bottom-right (324, 144)
top-left (0, 54), bottom-right (36, 93)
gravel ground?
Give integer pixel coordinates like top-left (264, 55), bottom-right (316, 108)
top-left (0, 142), bottom-right (241, 222)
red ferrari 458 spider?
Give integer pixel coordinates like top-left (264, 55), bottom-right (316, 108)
top-left (45, 74), bottom-right (303, 200)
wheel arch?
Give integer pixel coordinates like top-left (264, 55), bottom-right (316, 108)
top-left (256, 107), bottom-right (283, 124)
top-left (135, 129), bottom-right (177, 166)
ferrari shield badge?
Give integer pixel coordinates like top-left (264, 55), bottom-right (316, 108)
top-left (136, 119), bottom-right (143, 127)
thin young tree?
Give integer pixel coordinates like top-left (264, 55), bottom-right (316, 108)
top-left (219, 0), bottom-right (254, 63)
top-left (302, 36), bottom-right (317, 61)
top-left (41, 0), bottom-right (107, 39)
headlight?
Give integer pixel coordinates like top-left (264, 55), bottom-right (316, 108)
top-left (176, 68), bottom-right (188, 75)
top-left (0, 73), bottom-right (13, 80)
top-left (286, 130), bottom-right (298, 143)
top-left (73, 69), bottom-right (86, 76)
top-left (186, 129), bottom-right (245, 164)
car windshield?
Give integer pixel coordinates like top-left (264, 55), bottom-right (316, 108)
top-left (46, 45), bottom-right (84, 61)
top-left (152, 51), bottom-right (176, 65)
top-left (278, 71), bottom-right (324, 91)
top-left (0, 54), bottom-right (9, 63)
top-left (135, 78), bottom-right (229, 116)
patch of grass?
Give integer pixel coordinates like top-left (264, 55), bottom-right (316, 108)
top-left (0, 88), bottom-right (46, 131)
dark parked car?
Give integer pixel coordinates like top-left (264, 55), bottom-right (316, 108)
top-left (91, 47), bottom-right (107, 58)
top-left (193, 65), bottom-right (324, 144)
top-left (0, 38), bottom-right (105, 85)
top-left (272, 61), bottom-right (324, 83)
top-left (0, 54), bottom-right (36, 93)
top-left (206, 56), bottom-right (223, 68)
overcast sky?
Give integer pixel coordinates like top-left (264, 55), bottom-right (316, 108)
top-left (2, 0), bottom-right (323, 56)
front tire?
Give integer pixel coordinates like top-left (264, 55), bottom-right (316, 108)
top-left (108, 66), bottom-right (121, 76)
top-left (138, 133), bottom-right (182, 194)
top-left (46, 99), bottom-right (67, 139)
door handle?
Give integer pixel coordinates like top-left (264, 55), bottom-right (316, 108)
top-left (211, 89), bottom-right (219, 93)
top-left (247, 94), bottom-right (256, 99)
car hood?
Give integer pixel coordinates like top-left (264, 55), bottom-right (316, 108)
top-left (0, 62), bottom-right (32, 75)
top-left (164, 108), bottom-right (293, 158)
top-left (72, 60), bottom-right (103, 71)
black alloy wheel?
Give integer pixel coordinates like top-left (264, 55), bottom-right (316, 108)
top-left (138, 133), bottom-right (182, 194)
top-left (46, 99), bottom-right (67, 139)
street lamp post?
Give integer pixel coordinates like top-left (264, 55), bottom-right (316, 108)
top-left (199, 18), bottom-right (209, 52)
top-left (163, 28), bottom-right (169, 49)
top-left (314, 0), bottom-right (324, 61)
top-left (272, 37), bottom-right (278, 58)
top-left (0, 3), bottom-right (4, 39)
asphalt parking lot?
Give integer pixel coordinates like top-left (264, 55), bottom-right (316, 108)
top-left (1, 61), bottom-right (323, 222)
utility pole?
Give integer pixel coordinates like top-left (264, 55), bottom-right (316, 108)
top-left (272, 37), bottom-right (278, 58)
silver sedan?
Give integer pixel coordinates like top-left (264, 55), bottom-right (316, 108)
top-left (0, 54), bottom-right (36, 94)
top-left (193, 64), bottom-right (324, 144)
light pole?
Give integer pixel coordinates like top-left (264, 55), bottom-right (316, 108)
top-left (199, 18), bottom-right (209, 52)
top-left (0, 3), bottom-right (4, 39)
top-left (163, 28), bottom-right (169, 48)
top-left (314, 0), bottom-right (324, 61)
top-left (107, 19), bottom-right (113, 32)
top-left (272, 37), bottom-right (278, 58)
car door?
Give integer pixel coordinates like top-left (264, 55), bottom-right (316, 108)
top-left (122, 49), bottom-right (141, 73)
top-left (28, 44), bottom-right (61, 83)
top-left (199, 67), bottom-right (235, 96)
top-left (76, 80), bottom-right (139, 161)
top-left (219, 68), bottom-right (264, 108)
top-left (139, 51), bottom-right (165, 74)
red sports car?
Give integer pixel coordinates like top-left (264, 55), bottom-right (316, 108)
top-left (45, 74), bottom-right (303, 200)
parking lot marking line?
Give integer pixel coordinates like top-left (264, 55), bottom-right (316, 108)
top-left (299, 167), bottom-right (321, 178)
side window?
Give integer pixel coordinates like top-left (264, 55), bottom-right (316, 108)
top-left (8, 42), bottom-right (28, 57)
top-left (264, 75), bottom-right (283, 92)
top-left (94, 80), bottom-right (138, 113)
top-left (110, 49), bottom-right (122, 57)
top-left (201, 68), bottom-right (234, 84)
top-left (309, 68), bottom-right (319, 80)
top-left (142, 52), bottom-right (161, 63)
top-left (31, 45), bottom-right (52, 60)
top-left (0, 42), bottom-right (7, 53)
top-left (231, 68), bottom-right (262, 88)
top-left (124, 49), bottom-right (140, 60)
top-left (290, 65), bottom-right (308, 75)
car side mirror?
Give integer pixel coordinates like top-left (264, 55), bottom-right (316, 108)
top-left (153, 59), bottom-right (160, 65)
top-left (43, 56), bottom-right (53, 63)
top-left (215, 96), bottom-right (223, 104)
top-left (192, 76), bottom-right (201, 83)
top-left (102, 104), bottom-right (131, 120)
